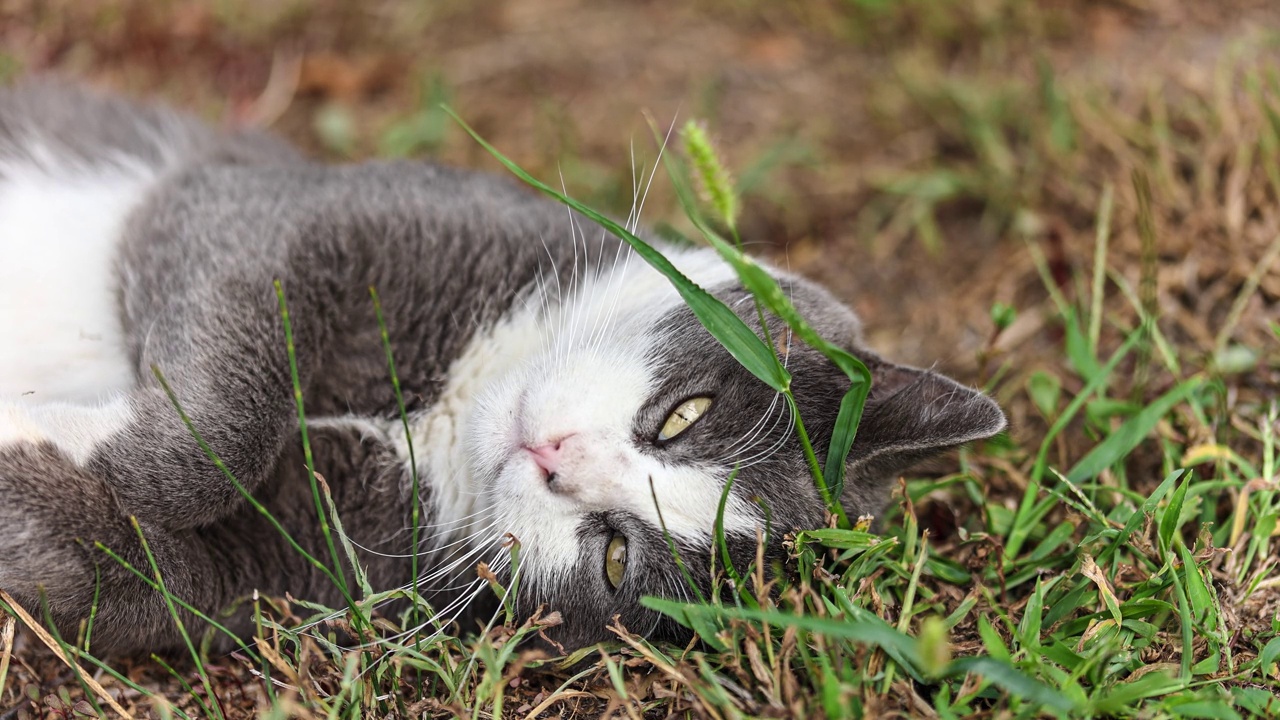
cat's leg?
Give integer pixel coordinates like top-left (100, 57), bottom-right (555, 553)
top-left (0, 441), bottom-right (258, 655)
top-left (86, 272), bottom-right (340, 531)
top-left (0, 424), bottom-right (413, 657)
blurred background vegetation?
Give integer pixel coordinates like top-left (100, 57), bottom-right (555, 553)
top-left (3, 0), bottom-right (1280, 716)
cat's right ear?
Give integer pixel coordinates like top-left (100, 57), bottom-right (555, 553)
top-left (839, 355), bottom-right (1006, 520)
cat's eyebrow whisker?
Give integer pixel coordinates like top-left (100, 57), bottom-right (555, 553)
top-left (719, 391), bottom-right (785, 459)
top-left (730, 420), bottom-right (796, 472)
top-left (538, 232), bottom-right (570, 366)
top-left (729, 412), bottom-right (793, 468)
top-left (557, 169), bottom-right (589, 367)
top-left (722, 400), bottom-right (794, 469)
top-left (718, 393), bottom-right (787, 464)
top-left (625, 137), bottom-right (642, 233)
top-left (634, 118), bottom-right (676, 234)
top-left (585, 231), bottom-right (629, 358)
top-left (531, 266), bottom-right (557, 359)
top-left (581, 230), bottom-right (610, 363)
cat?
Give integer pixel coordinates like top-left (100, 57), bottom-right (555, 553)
top-left (0, 81), bottom-right (1006, 657)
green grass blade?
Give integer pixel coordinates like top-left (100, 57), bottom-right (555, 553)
top-left (1065, 377), bottom-right (1204, 484)
top-left (445, 107), bottom-right (789, 394)
top-left (943, 656), bottom-right (1078, 713)
top-left (640, 596), bottom-right (923, 672)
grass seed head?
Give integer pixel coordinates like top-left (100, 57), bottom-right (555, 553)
top-left (681, 119), bottom-right (739, 231)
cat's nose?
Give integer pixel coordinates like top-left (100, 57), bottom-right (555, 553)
top-left (524, 434), bottom-right (576, 477)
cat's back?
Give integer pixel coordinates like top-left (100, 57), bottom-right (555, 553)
top-left (0, 82), bottom-right (297, 402)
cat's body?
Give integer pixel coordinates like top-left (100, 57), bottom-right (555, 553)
top-left (0, 83), bottom-right (1005, 656)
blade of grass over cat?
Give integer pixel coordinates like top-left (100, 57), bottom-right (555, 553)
top-left (37, 592), bottom-right (107, 719)
top-left (128, 517), bottom-right (226, 720)
top-left (444, 107), bottom-right (789, 394)
top-left (648, 476), bottom-right (709, 608)
top-left (150, 367), bottom-right (360, 612)
top-left (664, 124), bottom-right (871, 519)
top-left (90, 543), bottom-right (262, 663)
top-left (82, 565), bottom-right (101, 656)
top-left (712, 466), bottom-right (754, 605)
top-left (370, 286), bottom-right (423, 644)
top-left (274, 281), bottom-right (355, 613)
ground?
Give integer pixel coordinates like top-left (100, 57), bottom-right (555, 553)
top-left (1, 0), bottom-right (1280, 718)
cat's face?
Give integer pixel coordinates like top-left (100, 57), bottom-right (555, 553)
top-left (466, 247), bottom-right (1004, 649)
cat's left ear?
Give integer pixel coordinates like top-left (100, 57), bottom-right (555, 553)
top-left (839, 355), bottom-right (1006, 519)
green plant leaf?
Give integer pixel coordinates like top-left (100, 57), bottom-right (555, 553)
top-left (1027, 370), bottom-right (1061, 418)
top-left (657, 134), bottom-right (872, 506)
top-left (640, 596), bottom-right (923, 672)
top-left (943, 657), bottom-right (1077, 713)
top-left (1159, 472), bottom-right (1191, 554)
top-left (1261, 637), bottom-right (1280, 676)
top-left (1066, 377), bottom-right (1203, 484)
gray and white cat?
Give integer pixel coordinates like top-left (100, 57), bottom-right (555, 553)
top-left (0, 82), bottom-right (1006, 656)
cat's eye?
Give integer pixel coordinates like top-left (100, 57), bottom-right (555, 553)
top-left (605, 534), bottom-right (628, 589)
top-left (657, 396), bottom-right (713, 442)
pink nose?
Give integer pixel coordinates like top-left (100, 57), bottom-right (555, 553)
top-left (525, 436), bottom-right (572, 475)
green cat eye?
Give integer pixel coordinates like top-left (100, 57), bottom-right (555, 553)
top-left (657, 396), bottom-right (713, 442)
top-left (605, 534), bottom-right (628, 589)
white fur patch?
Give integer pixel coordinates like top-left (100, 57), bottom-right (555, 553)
top-left (0, 395), bottom-right (135, 465)
top-left (0, 151), bottom-right (155, 403)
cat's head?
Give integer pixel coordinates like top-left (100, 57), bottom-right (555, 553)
top-left (466, 245), bottom-right (1005, 650)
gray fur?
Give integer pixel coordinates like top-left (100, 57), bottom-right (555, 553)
top-left (0, 82), bottom-right (1006, 656)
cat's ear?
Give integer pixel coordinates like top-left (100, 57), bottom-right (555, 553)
top-left (839, 356), bottom-right (1006, 519)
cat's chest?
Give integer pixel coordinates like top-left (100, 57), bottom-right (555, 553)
top-left (0, 158), bottom-right (157, 402)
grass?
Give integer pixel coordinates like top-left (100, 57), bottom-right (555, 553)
top-left (2, 1), bottom-right (1280, 718)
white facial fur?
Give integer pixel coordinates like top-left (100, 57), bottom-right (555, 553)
top-left (459, 243), bottom-right (765, 584)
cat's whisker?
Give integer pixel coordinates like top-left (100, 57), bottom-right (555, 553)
top-left (722, 401), bottom-right (795, 469)
top-left (423, 523), bottom-right (501, 559)
top-left (731, 423), bottom-right (796, 472)
top-left (585, 232), bottom-right (630, 358)
top-left (414, 503), bottom-right (492, 529)
top-left (396, 548), bottom-right (514, 647)
top-left (378, 576), bottom-right (489, 648)
top-left (719, 391), bottom-right (785, 458)
top-left (415, 537), bottom-right (505, 587)
top-left (718, 394), bottom-right (787, 462)
top-left (634, 118), bottom-right (676, 234)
